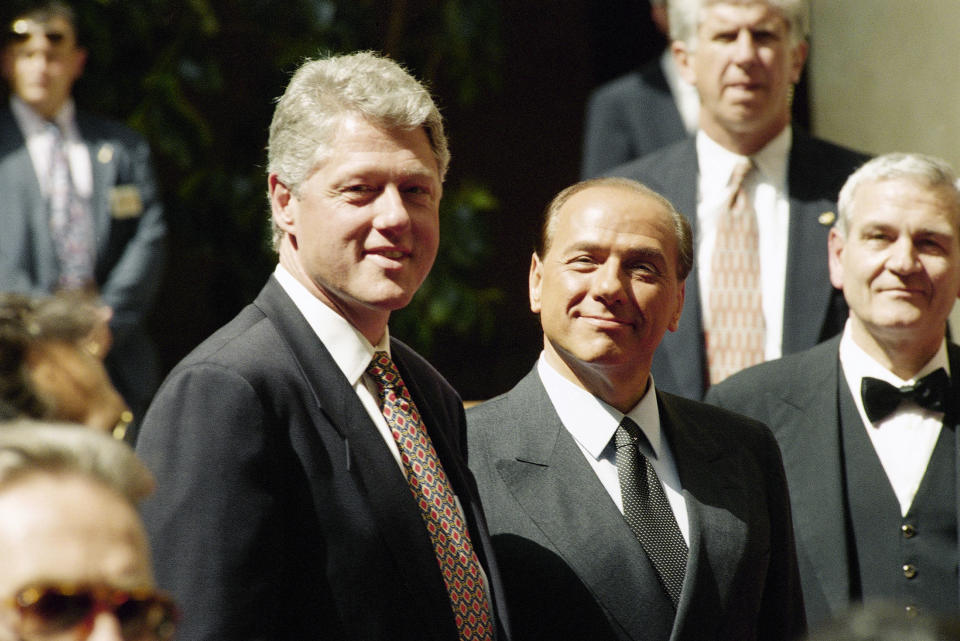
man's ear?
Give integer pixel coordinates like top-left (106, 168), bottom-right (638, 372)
top-left (668, 280), bottom-right (685, 333)
top-left (269, 174), bottom-right (296, 234)
top-left (529, 252), bottom-right (544, 314)
top-left (70, 46), bottom-right (87, 82)
top-left (789, 40), bottom-right (809, 85)
top-left (672, 40), bottom-right (697, 86)
top-left (827, 227), bottom-right (845, 290)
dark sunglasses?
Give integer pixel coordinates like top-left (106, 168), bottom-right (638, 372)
top-left (7, 583), bottom-right (178, 640)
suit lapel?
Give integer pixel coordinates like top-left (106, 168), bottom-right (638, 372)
top-left (657, 394), bottom-right (748, 641)
top-left (76, 114), bottom-right (116, 256)
top-left (648, 140), bottom-right (707, 399)
top-left (251, 279), bottom-right (456, 632)
top-left (947, 343), bottom-right (960, 608)
top-left (0, 108), bottom-right (60, 287)
top-left (782, 131), bottom-right (844, 353)
top-left (495, 371), bottom-right (674, 640)
top-left (772, 338), bottom-right (850, 614)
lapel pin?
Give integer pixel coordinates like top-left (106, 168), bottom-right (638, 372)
top-left (97, 144), bottom-right (114, 164)
top-left (818, 211), bottom-right (836, 226)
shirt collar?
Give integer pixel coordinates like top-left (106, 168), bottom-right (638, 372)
top-left (273, 264), bottom-right (389, 386)
top-left (839, 320), bottom-right (950, 388)
top-left (10, 95), bottom-right (76, 135)
top-left (536, 353), bottom-right (664, 461)
top-left (695, 124), bottom-right (791, 193)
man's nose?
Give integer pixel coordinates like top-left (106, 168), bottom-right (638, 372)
top-left (83, 611), bottom-right (125, 641)
top-left (732, 30), bottom-right (760, 64)
top-left (590, 260), bottom-right (627, 304)
top-left (373, 186), bottom-right (412, 232)
top-left (886, 237), bottom-right (922, 274)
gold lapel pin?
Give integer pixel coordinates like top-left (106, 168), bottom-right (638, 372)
top-left (97, 144), bottom-right (114, 164)
top-left (818, 211), bottom-right (836, 226)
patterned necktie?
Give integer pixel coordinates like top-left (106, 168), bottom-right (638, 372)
top-left (366, 352), bottom-right (493, 641)
top-left (48, 122), bottom-right (95, 290)
top-left (614, 416), bottom-right (688, 608)
top-left (861, 368), bottom-right (950, 423)
top-left (706, 158), bottom-right (764, 385)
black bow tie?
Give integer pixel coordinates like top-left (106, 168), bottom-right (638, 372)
top-left (860, 368), bottom-right (950, 423)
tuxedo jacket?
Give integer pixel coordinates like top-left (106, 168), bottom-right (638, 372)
top-left (466, 367), bottom-right (804, 641)
top-left (581, 59), bottom-right (687, 179)
top-left (0, 106), bottom-right (166, 417)
top-left (608, 130), bottom-right (868, 400)
top-left (135, 277), bottom-right (511, 641)
top-left (705, 337), bottom-right (960, 627)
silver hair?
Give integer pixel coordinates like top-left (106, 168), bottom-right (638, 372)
top-left (266, 51), bottom-right (449, 248)
top-left (836, 152), bottom-right (960, 236)
top-left (667, 0), bottom-right (810, 47)
top-left (0, 421), bottom-right (154, 503)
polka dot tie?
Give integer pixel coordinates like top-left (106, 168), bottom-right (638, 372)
top-left (367, 352), bottom-right (493, 641)
top-left (614, 417), bottom-right (688, 608)
top-left (706, 158), bottom-right (764, 385)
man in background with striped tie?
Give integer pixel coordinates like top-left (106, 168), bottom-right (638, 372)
top-left (136, 51), bottom-right (511, 641)
top-left (468, 176), bottom-right (803, 640)
top-left (609, 0), bottom-right (867, 401)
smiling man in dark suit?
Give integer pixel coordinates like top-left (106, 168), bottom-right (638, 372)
top-left (707, 153), bottom-right (960, 626)
top-left (135, 52), bottom-right (510, 641)
top-left (0, 1), bottom-right (166, 432)
top-left (609, 0), bottom-right (867, 400)
top-left (468, 176), bottom-right (804, 641)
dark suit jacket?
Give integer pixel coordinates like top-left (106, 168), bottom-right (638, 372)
top-left (581, 59), bottom-right (687, 179)
top-left (135, 277), bottom-right (511, 641)
top-left (0, 106), bottom-right (166, 418)
top-left (608, 130), bottom-right (868, 400)
top-left (467, 367), bottom-right (804, 641)
top-left (705, 337), bottom-right (960, 627)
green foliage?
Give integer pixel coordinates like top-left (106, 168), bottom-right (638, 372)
top-left (65, 0), bottom-right (505, 363)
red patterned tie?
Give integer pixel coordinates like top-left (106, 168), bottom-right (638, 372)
top-left (706, 158), bottom-right (765, 385)
top-left (366, 352), bottom-right (493, 641)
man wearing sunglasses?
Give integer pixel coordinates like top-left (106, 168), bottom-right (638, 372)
top-left (0, 421), bottom-right (177, 641)
top-left (0, 1), bottom-right (167, 438)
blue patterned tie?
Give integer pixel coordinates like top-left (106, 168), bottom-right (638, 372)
top-left (367, 352), bottom-right (493, 640)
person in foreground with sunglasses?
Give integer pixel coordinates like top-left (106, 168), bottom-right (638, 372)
top-left (0, 421), bottom-right (177, 641)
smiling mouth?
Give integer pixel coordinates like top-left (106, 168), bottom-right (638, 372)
top-left (581, 315), bottom-right (633, 329)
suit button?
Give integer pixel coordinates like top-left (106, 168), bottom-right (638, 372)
top-left (901, 523), bottom-right (916, 538)
top-left (903, 564), bottom-right (917, 579)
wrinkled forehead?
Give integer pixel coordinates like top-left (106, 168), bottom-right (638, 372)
top-left (6, 15), bottom-right (77, 51)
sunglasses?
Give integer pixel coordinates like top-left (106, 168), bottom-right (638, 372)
top-left (6, 583), bottom-right (178, 640)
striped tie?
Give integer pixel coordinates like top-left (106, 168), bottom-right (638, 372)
top-left (706, 158), bottom-right (764, 385)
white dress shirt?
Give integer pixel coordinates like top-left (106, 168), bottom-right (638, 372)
top-left (695, 127), bottom-right (791, 361)
top-left (537, 354), bottom-right (690, 544)
top-left (839, 322), bottom-right (950, 516)
top-left (11, 96), bottom-right (93, 200)
top-left (274, 264), bottom-right (405, 472)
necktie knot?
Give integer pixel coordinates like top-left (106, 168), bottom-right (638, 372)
top-left (861, 368), bottom-right (950, 423)
top-left (615, 417), bottom-right (656, 460)
top-left (367, 351), bottom-right (402, 393)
